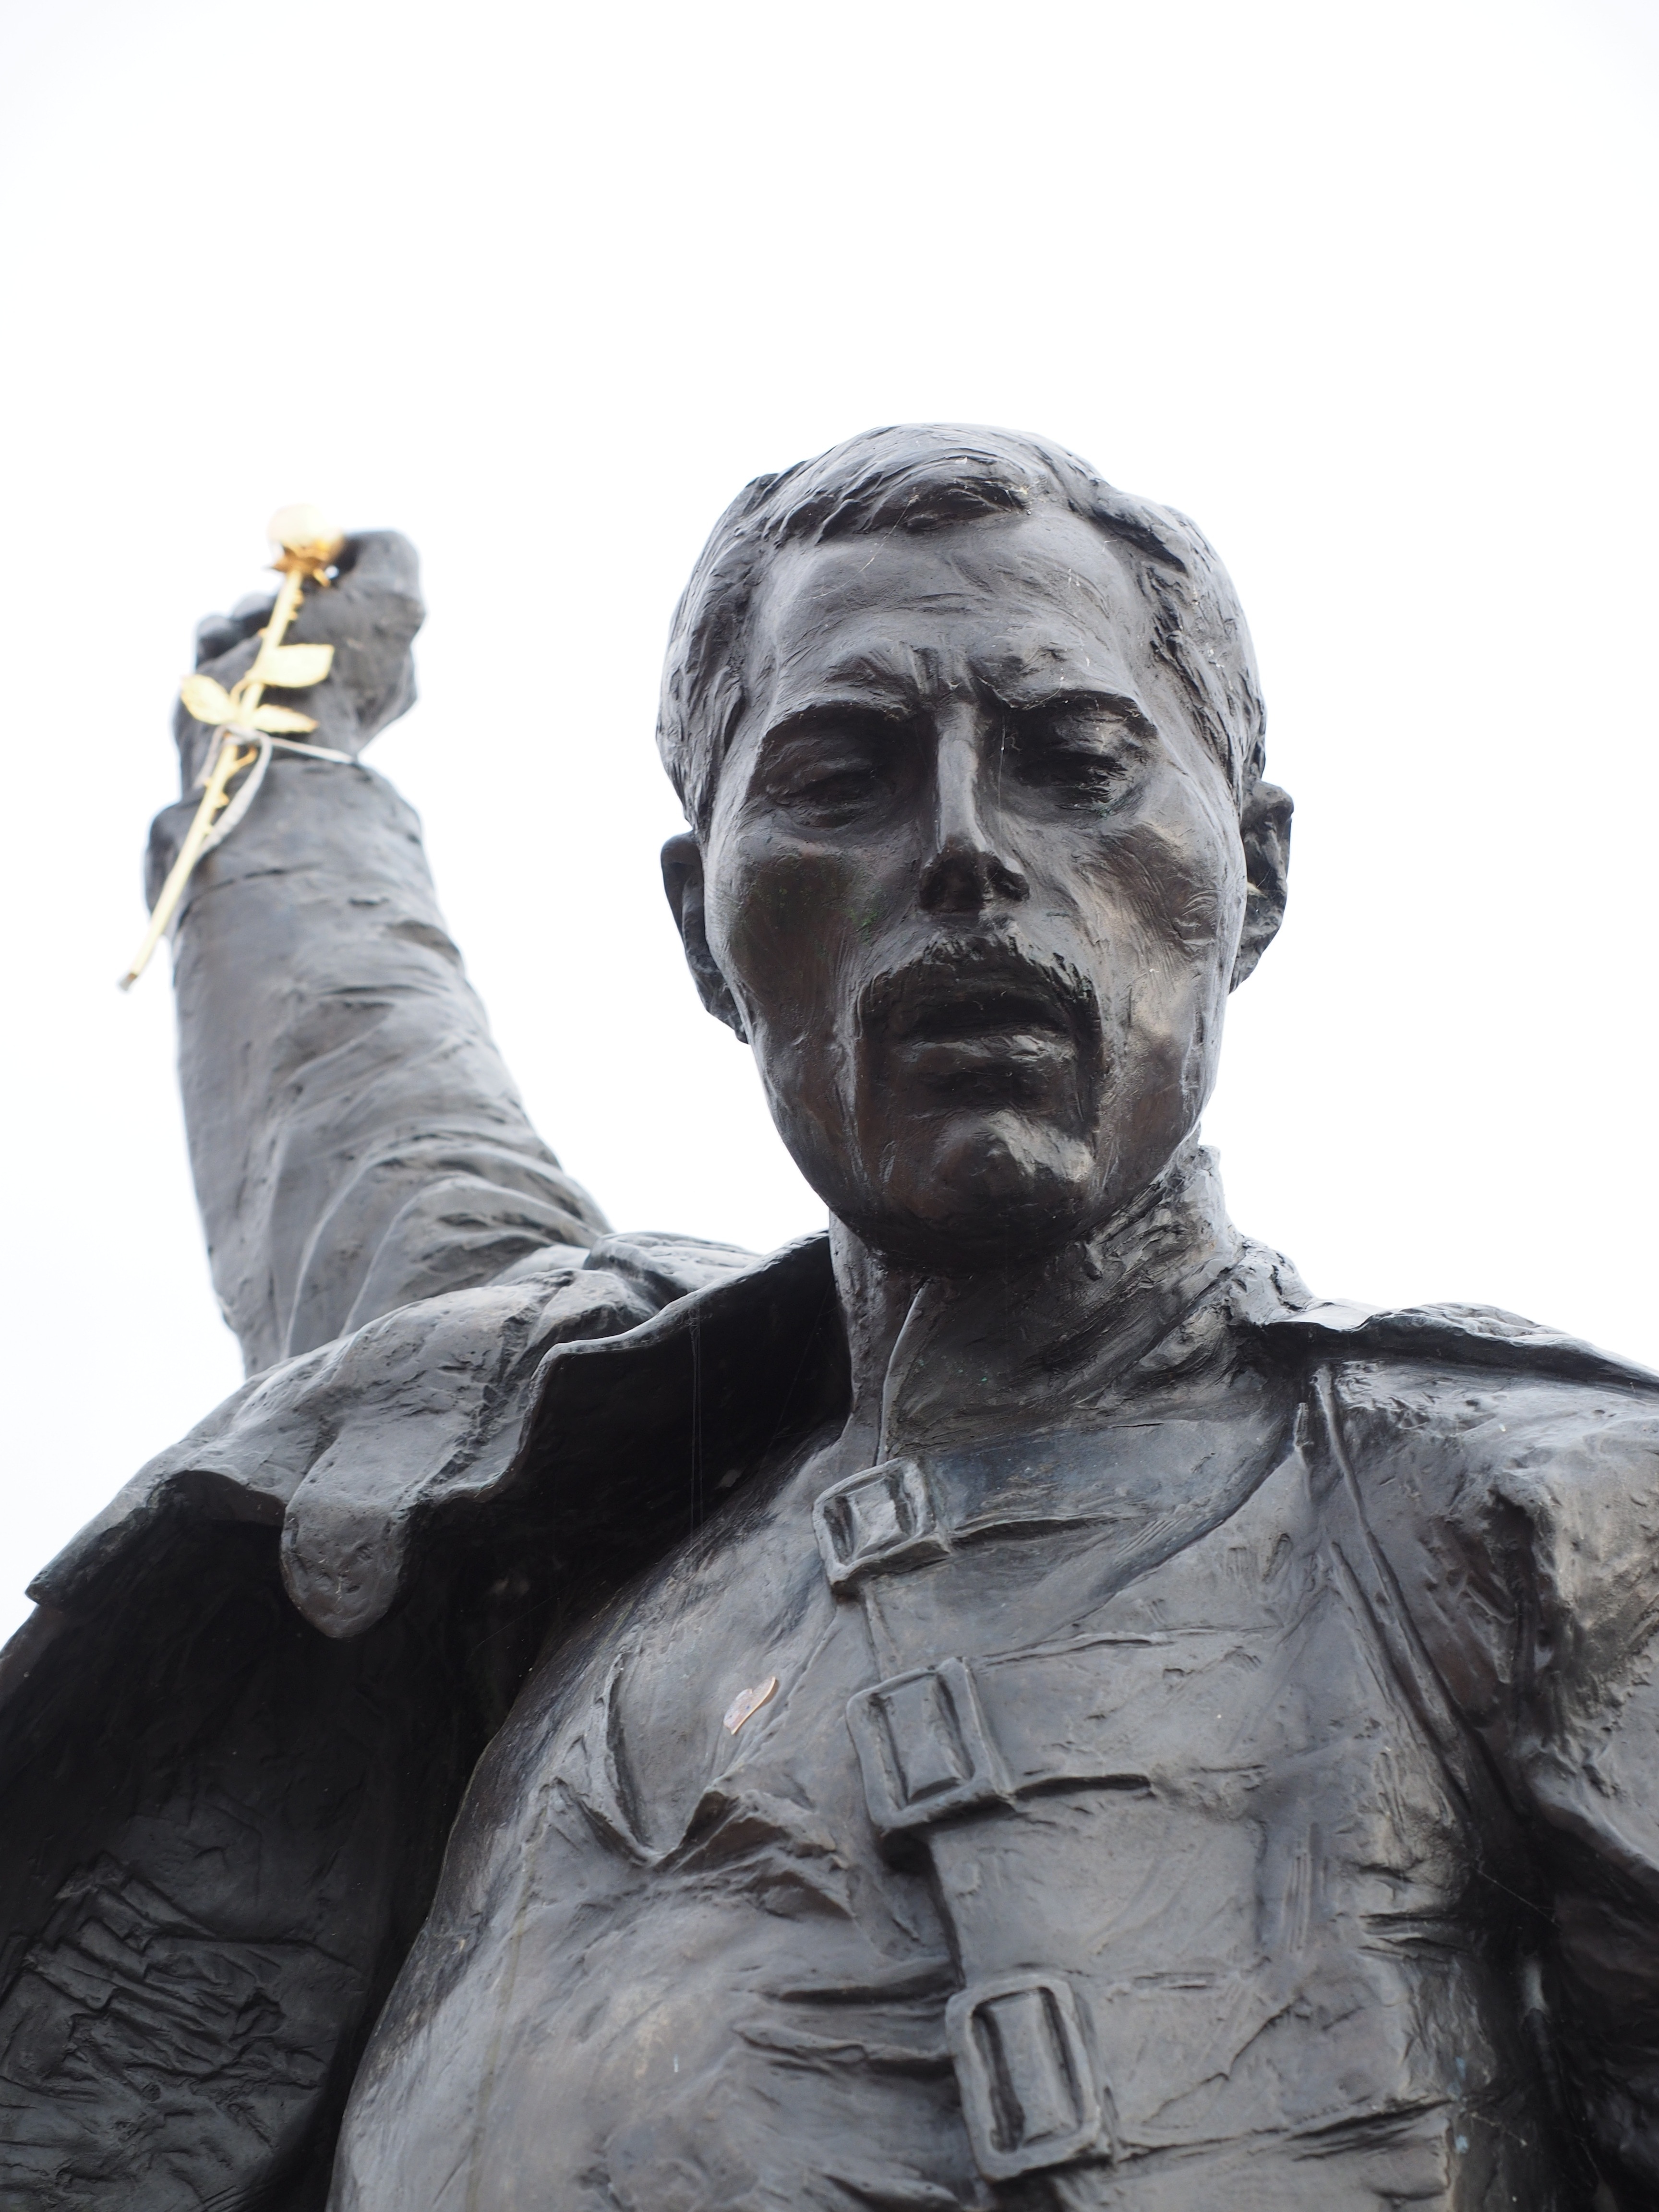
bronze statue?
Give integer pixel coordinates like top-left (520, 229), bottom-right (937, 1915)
top-left (2, 427), bottom-right (1656, 2211)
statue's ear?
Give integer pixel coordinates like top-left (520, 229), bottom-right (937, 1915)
top-left (661, 834), bottom-right (749, 1040)
top-left (1232, 781), bottom-right (1292, 988)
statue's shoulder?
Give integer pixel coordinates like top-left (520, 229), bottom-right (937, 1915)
top-left (1238, 1263), bottom-right (1659, 1670)
top-left (1226, 1237), bottom-right (1653, 1407)
top-left (1257, 1284), bottom-right (1659, 1397)
top-left (1256, 1280), bottom-right (1659, 1487)
top-left (16, 1228), bottom-right (836, 1653)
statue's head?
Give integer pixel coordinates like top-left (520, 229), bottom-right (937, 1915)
top-left (660, 425), bottom-right (1291, 1273)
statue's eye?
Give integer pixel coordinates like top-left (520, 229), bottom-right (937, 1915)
top-left (793, 760), bottom-right (877, 805)
top-left (1000, 704), bottom-right (1148, 810)
top-left (759, 713), bottom-right (904, 817)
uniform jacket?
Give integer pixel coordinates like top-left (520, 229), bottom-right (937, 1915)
top-left (3, 756), bottom-right (1659, 2210)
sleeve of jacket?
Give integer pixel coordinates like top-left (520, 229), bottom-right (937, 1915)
top-left (1331, 1350), bottom-right (1659, 2204)
top-left (151, 750), bottom-right (608, 1376)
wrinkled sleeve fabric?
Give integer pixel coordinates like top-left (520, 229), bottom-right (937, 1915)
top-left (149, 753), bottom-right (608, 1375)
top-left (1336, 1360), bottom-right (1659, 2201)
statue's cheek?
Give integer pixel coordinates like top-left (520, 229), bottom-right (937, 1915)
top-left (717, 840), bottom-right (887, 991)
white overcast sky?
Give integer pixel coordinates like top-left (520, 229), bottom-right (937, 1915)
top-left (0, 0), bottom-right (1655, 1637)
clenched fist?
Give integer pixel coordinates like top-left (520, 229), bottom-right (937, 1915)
top-left (177, 530), bottom-right (424, 788)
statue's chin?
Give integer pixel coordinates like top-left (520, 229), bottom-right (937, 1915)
top-left (850, 1111), bottom-right (1107, 1274)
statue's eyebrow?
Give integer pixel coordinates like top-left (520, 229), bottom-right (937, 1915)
top-left (762, 661), bottom-right (922, 733)
top-left (983, 679), bottom-right (1156, 733)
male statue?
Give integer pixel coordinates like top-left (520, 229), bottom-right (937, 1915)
top-left (3, 426), bottom-right (1658, 2212)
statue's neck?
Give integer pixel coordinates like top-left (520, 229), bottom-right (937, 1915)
top-left (829, 1140), bottom-right (1239, 1466)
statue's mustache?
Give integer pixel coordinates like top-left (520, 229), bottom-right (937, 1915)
top-left (857, 934), bottom-right (1101, 1049)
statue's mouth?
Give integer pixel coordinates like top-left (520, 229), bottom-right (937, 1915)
top-left (897, 976), bottom-right (1073, 1042)
top-left (861, 943), bottom-right (1098, 1105)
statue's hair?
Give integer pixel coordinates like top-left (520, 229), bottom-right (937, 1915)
top-left (657, 423), bottom-right (1266, 833)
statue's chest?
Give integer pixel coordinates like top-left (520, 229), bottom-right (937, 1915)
top-left (333, 1389), bottom-right (1525, 2212)
top-left (477, 1377), bottom-right (1329, 1882)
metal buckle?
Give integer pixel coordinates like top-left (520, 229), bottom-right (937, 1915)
top-left (846, 1656), bottom-right (1008, 1835)
top-left (946, 1972), bottom-right (1105, 2181)
top-left (813, 1457), bottom-right (949, 1593)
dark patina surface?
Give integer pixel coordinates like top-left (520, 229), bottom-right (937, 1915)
top-left (2, 431), bottom-right (1657, 2212)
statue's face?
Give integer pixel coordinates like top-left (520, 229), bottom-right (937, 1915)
top-left (677, 505), bottom-right (1267, 1271)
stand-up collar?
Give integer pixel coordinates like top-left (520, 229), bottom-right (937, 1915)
top-left (876, 1139), bottom-right (1241, 1457)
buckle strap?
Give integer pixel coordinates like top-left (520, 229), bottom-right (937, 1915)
top-left (813, 1457), bottom-right (949, 1592)
top-left (847, 1656), bottom-right (1010, 1831)
top-left (811, 1414), bottom-right (1297, 1601)
top-left (946, 1972), bottom-right (1108, 2179)
top-left (847, 1628), bottom-right (1266, 1839)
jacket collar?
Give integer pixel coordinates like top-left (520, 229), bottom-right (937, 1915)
top-left (21, 1211), bottom-right (1659, 1651)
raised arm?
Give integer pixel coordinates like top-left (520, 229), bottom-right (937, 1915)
top-left (149, 529), bottom-right (607, 1375)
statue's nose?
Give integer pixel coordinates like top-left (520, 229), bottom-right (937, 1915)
top-left (918, 716), bottom-right (1030, 914)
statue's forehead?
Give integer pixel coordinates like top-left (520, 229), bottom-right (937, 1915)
top-left (749, 511), bottom-right (1152, 707)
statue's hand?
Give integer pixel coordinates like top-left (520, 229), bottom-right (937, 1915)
top-left (177, 529), bottom-right (425, 785)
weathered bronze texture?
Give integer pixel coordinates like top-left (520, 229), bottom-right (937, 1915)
top-left (3, 428), bottom-right (1655, 2211)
